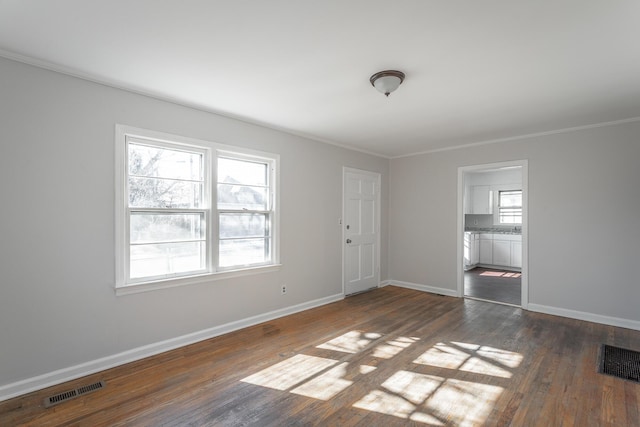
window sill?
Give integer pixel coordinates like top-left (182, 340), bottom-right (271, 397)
top-left (115, 264), bottom-right (282, 296)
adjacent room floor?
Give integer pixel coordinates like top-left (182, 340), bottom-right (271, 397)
top-left (2, 286), bottom-right (639, 426)
top-left (464, 267), bottom-right (522, 306)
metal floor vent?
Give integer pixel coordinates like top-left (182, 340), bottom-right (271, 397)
top-left (44, 380), bottom-right (106, 408)
top-left (598, 344), bottom-right (640, 383)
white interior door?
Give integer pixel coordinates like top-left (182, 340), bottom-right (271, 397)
top-left (343, 169), bottom-right (380, 295)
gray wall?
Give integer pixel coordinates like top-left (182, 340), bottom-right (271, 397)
top-left (2, 52), bottom-right (639, 396)
top-left (389, 121), bottom-right (640, 322)
top-left (0, 57), bottom-right (389, 389)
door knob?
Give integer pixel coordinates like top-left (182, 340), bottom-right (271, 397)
top-left (346, 239), bottom-right (352, 244)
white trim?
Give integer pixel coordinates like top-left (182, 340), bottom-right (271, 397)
top-left (0, 292), bottom-right (344, 402)
top-left (389, 281), bottom-right (458, 297)
top-left (342, 167), bottom-right (382, 296)
top-left (391, 117), bottom-right (640, 159)
top-left (378, 280), bottom-right (392, 288)
top-left (457, 160), bottom-right (529, 309)
top-left (465, 296), bottom-right (520, 308)
top-left (528, 304), bottom-right (640, 331)
top-left (115, 264), bottom-right (282, 296)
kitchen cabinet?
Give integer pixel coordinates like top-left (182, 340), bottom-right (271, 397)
top-left (472, 236), bottom-right (480, 265)
top-left (493, 240), bottom-right (511, 266)
top-left (511, 241), bottom-right (522, 268)
top-left (479, 233), bottom-right (493, 264)
top-left (464, 232), bottom-right (480, 270)
top-left (471, 185), bottom-right (493, 214)
top-left (477, 233), bottom-right (522, 269)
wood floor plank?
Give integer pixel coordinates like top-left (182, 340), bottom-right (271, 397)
top-left (1, 286), bottom-right (639, 426)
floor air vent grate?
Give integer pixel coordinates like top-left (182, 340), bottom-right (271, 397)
top-left (44, 380), bottom-right (106, 408)
top-left (598, 344), bottom-right (640, 383)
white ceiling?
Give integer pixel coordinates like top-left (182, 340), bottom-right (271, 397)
top-left (2, 1), bottom-right (640, 158)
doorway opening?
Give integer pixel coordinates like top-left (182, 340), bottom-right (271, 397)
top-left (464, 267), bottom-right (521, 306)
top-left (457, 161), bottom-right (528, 308)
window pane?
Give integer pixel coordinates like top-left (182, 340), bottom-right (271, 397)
top-left (500, 191), bottom-right (522, 207)
top-left (130, 213), bottom-right (205, 244)
top-left (218, 157), bottom-right (267, 186)
top-left (129, 177), bottom-right (203, 208)
top-left (219, 213), bottom-right (267, 238)
top-left (129, 143), bottom-right (202, 180)
top-left (500, 207), bottom-right (522, 224)
top-left (219, 238), bottom-right (269, 268)
top-left (217, 184), bottom-right (267, 210)
top-left (130, 241), bottom-right (206, 279)
top-left (500, 215), bottom-right (522, 224)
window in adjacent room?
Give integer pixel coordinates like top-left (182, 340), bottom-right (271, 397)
top-left (498, 190), bottom-right (522, 224)
top-left (115, 125), bottom-right (279, 292)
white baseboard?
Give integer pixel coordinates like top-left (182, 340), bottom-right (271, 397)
top-left (389, 280), bottom-right (458, 297)
top-left (528, 303), bottom-right (640, 331)
top-left (378, 280), bottom-right (392, 287)
top-left (390, 281), bottom-right (640, 331)
top-left (0, 293), bottom-right (344, 402)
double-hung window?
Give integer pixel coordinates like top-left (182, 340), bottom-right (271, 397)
top-left (217, 155), bottom-right (274, 269)
top-left (116, 126), bottom-right (278, 293)
top-left (498, 190), bottom-right (522, 224)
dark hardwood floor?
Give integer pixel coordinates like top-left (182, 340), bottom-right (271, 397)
top-left (465, 267), bottom-right (522, 306)
top-left (1, 286), bottom-right (639, 426)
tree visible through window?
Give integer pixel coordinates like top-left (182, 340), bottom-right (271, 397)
top-left (217, 156), bottom-right (273, 269)
top-left (498, 190), bottom-right (522, 224)
top-left (116, 126), bottom-right (278, 289)
top-left (127, 140), bottom-right (207, 281)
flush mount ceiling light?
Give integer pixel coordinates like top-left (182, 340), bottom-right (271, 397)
top-left (370, 70), bottom-right (405, 97)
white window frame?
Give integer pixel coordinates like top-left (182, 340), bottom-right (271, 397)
top-left (115, 125), bottom-right (280, 295)
top-left (496, 189), bottom-right (523, 225)
top-left (126, 137), bottom-right (210, 284)
top-left (216, 150), bottom-right (276, 271)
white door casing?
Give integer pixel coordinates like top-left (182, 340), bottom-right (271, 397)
top-left (457, 160), bottom-right (528, 309)
top-left (343, 168), bottom-right (380, 295)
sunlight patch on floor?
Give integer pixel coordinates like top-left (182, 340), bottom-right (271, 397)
top-left (241, 354), bottom-right (338, 390)
top-left (414, 342), bottom-right (523, 378)
top-left (466, 343), bottom-right (523, 369)
top-left (479, 271), bottom-right (521, 278)
top-left (291, 362), bottom-right (377, 401)
top-left (373, 336), bottom-right (419, 359)
top-left (242, 336), bottom-right (520, 425)
top-left (317, 330), bottom-right (382, 354)
top-left (354, 370), bottom-right (503, 426)
top-left (413, 342), bottom-right (469, 370)
top-left (353, 389), bottom-right (445, 425)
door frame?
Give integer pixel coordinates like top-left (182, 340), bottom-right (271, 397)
top-left (456, 160), bottom-right (529, 309)
top-left (342, 167), bottom-right (381, 296)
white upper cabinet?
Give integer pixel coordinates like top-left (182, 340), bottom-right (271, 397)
top-left (471, 185), bottom-right (493, 214)
top-left (464, 169), bottom-right (521, 216)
